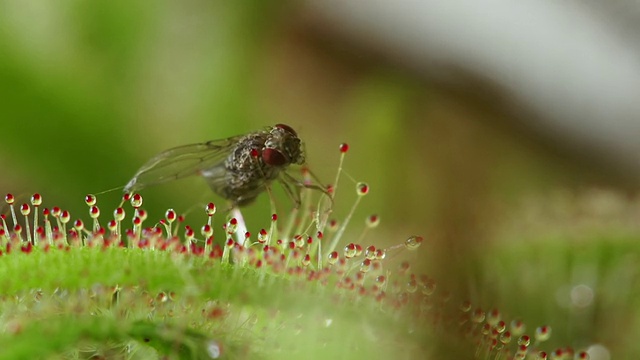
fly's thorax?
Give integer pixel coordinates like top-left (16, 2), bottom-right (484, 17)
top-left (225, 133), bottom-right (269, 174)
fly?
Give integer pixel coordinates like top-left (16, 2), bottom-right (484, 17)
top-left (124, 124), bottom-right (325, 207)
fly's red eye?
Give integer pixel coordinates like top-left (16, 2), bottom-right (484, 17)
top-left (263, 148), bottom-right (287, 166)
top-left (275, 124), bottom-right (297, 136)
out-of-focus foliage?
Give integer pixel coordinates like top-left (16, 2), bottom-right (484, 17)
top-left (0, 1), bottom-right (595, 232)
top-left (0, 2), bottom-right (289, 221)
top-left (1, 2), bottom-right (639, 358)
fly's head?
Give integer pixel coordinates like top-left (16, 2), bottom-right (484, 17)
top-left (262, 124), bottom-right (305, 167)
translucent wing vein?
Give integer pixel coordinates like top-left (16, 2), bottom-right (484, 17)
top-left (124, 136), bottom-right (240, 193)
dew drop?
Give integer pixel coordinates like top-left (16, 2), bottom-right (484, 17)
top-left (5, 193), bottom-right (14, 205)
top-left (404, 235), bottom-right (423, 250)
top-left (487, 309), bottom-right (501, 326)
top-left (294, 235), bottom-right (305, 248)
top-left (511, 319), bottom-right (526, 336)
top-left (344, 243), bottom-right (357, 258)
top-left (85, 194), bottom-right (96, 206)
top-left (60, 210), bottom-right (71, 224)
top-left (328, 219), bottom-right (339, 232)
top-left (226, 218), bottom-right (238, 234)
top-left (130, 194), bottom-right (143, 208)
top-left (20, 204), bottom-right (30, 216)
top-left (460, 300), bottom-right (472, 312)
top-left (500, 331), bottom-right (512, 344)
top-left (327, 251), bottom-right (339, 265)
top-left (356, 182), bottom-right (369, 196)
top-left (31, 193), bottom-right (42, 207)
top-left (201, 224), bottom-right (213, 238)
top-left (421, 278), bottom-right (436, 295)
top-left (185, 227), bottom-right (195, 241)
top-left (205, 203), bottom-right (216, 216)
top-left (399, 261), bottom-right (410, 274)
top-left (365, 245), bottom-right (376, 260)
top-left (113, 208), bottom-right (125, 221)
top-left (517, 335), bottom-right (531, 346)
top-left (406, 279), bottom-right (418, 293)
top-left (108, 220), bottom-right (117, 232)
top-left (365, 214), bottom-right (379, 228)
top-left (515, 344), bottom-right (528, 357)
top-left (354, 243), bottom-right (363, 256)
top-left (339, 143), bottom-right (349, 153)
top-left (551, 349), bottom-right (565, 359)
top-left (360, 259), bottom-right (372, 273)
top-left (258, 229), bottom-right (268, 243)
top-left (74, 219), bottom-right (84, 231)
top-left (302, 254), bottom-right (311, 267)
top-left (535, 325), bottom-right (551, 342)
top-left (371, 261), bottom-right (382, 271)
top-left (165, 209), bottom-right (177, 223)
top-left (576, 351), bottom-right (590, 360)
top-left (89, 206), bottom-right (100, 219)
top-left (481, 323), bottom-right (491, 335)
top-left (471, 308), bottom-right (485, 323)
top-left (375, 248), bottom-right (386, 260)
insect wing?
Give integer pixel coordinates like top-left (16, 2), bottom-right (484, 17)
top-left (124, 136), bottom-right (242, 193)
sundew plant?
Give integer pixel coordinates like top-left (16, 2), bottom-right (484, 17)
top-left (0, 143), bottom-right (608, 360)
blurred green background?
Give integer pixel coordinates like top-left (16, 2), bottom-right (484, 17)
top-left (0, 0), bottom-right (632, 293)
top-left (0, 1), bottom-right (619, 232)
top-left (1, 1), bottom-right (639, 357)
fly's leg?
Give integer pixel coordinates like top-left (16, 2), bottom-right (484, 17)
top-left (304, 167), bottom-right (330, 196)
top-left (280, 171), bottom-right (333, 235)
top-left (279, 175), bottom-right (302, 209)
top-left (281, 171), bottom-right (333, 207)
